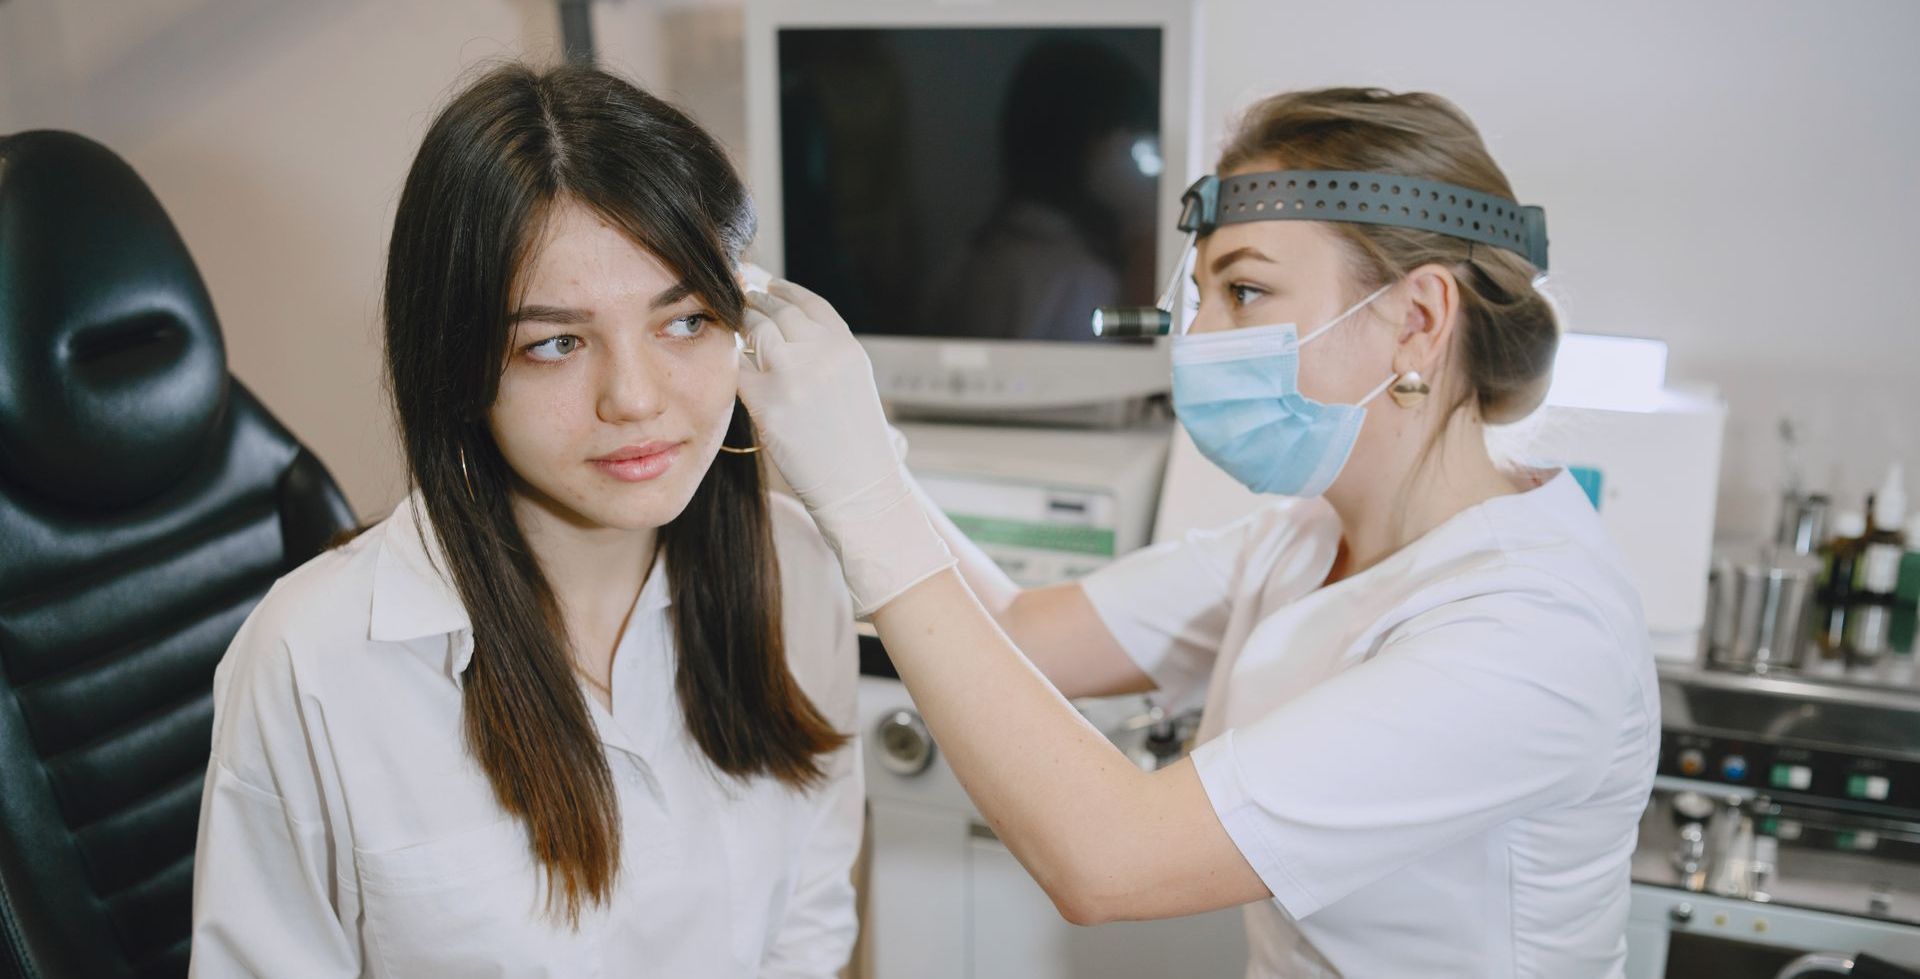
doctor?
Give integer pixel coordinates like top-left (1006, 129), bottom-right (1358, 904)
top-left (740, 87), bottom-right (1657, 977)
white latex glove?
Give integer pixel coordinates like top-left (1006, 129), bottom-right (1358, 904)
top-left (737, 280), bottom-right (954, 617)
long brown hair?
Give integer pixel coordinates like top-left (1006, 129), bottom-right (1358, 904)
top-left (382, 62), bottom-right (846, 923)
top-left (1220, 88), bottom-right (1560, 426)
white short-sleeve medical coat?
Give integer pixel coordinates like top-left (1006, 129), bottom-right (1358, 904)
top-left (1083, 470), bottom-right (1659, 979)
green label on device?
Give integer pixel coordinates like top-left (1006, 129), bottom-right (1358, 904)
top-left (947, 514), bottom-right (1116, 557)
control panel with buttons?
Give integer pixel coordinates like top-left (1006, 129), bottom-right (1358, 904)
top-left (1661, 731), bottom-right (1915, 814)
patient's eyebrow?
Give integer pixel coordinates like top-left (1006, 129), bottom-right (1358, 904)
top-left (649, 280), bottom-right (693, 310)
top-left (509, 280), bottom-right (694, 323)
top-left (508, 304), bottom-right (590, 325)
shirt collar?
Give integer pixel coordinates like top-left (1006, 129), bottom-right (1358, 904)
top-left (368, 492), bottom-right (674, 679)
top-left (368, 494), bottom-right (470, 645)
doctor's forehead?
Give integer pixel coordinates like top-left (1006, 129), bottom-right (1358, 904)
top-left (1195, 220), bottom-right (1348, 279)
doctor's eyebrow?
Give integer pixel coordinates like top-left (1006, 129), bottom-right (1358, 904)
top-left (1208, 246), bottom-right (1277, 275)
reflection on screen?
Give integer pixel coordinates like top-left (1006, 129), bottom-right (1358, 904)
top-left (779, 27), bottom-right (1162, 342)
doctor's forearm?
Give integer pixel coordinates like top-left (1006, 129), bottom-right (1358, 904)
top-left (869, 568), bottom-right (1158, 920)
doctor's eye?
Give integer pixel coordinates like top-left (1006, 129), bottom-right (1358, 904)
top-left (523, 335), bottom-right (582, 362)
top-left (1228, 283), bottom-right (1267, 308)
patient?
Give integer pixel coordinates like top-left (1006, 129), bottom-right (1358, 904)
top-left (188, 63), bottom-right (861, 977)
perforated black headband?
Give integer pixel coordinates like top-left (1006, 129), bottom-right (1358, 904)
top-left (1180, 171), bottom-right (1548, 271)
top-left (1089, 171), bottom-right (1549, 338)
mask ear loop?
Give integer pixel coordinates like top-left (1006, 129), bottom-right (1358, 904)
top-left (1299, 281), bottom-right (1397, 346)
top-left (1301, 280), bottom-right (1402, 408)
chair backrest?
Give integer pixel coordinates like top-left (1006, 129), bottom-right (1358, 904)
top-left (0, 130), bottom-right (357, 979)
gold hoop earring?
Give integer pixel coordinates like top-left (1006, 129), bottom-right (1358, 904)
top-left (458, 447), bottom-right (477, 501)
top-left (1389, 371), bottom-right (1431, 409)
top-left (719, 393), bottom-right (761, 454)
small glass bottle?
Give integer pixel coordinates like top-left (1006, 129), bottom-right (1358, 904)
top-left (1816, 509), bottom-right (1866, 665)
top-left (1890, 512), bottom-right (1920, 659)
top-left (1848, 466), bottom-right (1907, 670)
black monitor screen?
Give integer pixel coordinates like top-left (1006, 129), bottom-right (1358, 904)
top-left (778, 27), bottom-right (1163, 342)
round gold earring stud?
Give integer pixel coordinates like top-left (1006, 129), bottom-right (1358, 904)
top-left (1389, 371), bottom-right (1431, 408)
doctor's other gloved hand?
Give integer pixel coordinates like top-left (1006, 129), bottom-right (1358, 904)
top-left (736, 280), bottom-right (954, 616)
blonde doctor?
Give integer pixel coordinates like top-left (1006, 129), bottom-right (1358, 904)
top-left (738, 87), bottom-right (1657, 978)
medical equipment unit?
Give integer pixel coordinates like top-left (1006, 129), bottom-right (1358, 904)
top-left (745, 0), bottom-right (1201, 426)
top-left (895, 421), bottom-right (1170, 587)
top-left (855, 674), bottom-right (1246, 979)
top-left (1624, 663), bottom-right (1920, 977)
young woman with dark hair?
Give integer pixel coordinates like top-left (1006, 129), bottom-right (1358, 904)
top-left (190, 63), bottom-right (859, 978)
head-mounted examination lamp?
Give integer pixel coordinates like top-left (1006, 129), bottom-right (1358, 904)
top-left (1090, 171), bottom-right (1549, 338)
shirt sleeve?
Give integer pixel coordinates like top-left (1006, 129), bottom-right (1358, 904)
top-left (190, 607), bottom-right (359, 978)
top-left (760, 592), bottom-right (863, 978)
top-left (190, 762), bottom-right (358, 978)
top-left (1077, 507), bottom-right (1271, 707)
top-left (1188, 582), bottom-right (1627, 919)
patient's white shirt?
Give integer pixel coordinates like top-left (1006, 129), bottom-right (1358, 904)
top-left (189, 493), bottom-right (861, 978)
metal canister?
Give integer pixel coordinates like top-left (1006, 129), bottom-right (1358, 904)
top-left (1774, 492), bottom-right (1831, 557)
top-left (1708, 555), bottom-right (1821, 673)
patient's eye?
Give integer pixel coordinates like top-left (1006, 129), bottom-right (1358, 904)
top-left (524, 335), bottom-right (581, 362)
top-left (663, 313), bottom-right (713, 340)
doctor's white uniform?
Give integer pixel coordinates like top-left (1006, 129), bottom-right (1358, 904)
top-left (1082, 469), bottom-right (1659, 979)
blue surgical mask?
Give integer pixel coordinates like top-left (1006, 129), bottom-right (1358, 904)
top-left (1171, 284), bottom-right (1396, 497)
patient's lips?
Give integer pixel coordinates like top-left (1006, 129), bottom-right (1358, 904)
top-left (591, 441), bottom-right (680, 482)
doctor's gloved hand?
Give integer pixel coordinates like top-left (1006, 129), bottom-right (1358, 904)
top-left (737, 281), bottom-right (954, 616)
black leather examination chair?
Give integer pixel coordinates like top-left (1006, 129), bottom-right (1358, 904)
top-left (0, 130), bottom-right (357, 978)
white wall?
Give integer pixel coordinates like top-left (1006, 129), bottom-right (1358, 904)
top-left (7, 0), bottom-right (1917, 537)
top-left (1196, 0), bottom-right (1920, 539)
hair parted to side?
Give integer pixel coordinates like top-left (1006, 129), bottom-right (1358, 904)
top-left (1220, 87), bottom-right (1560, 426)
top-left (383, 61), bottom-right (846, 926)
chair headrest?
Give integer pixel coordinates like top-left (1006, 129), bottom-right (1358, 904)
top-left (0, 130), bottom-right (229, 510)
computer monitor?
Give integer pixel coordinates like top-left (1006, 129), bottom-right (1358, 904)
top-left (745, 0), bottom-right (1199, 420)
